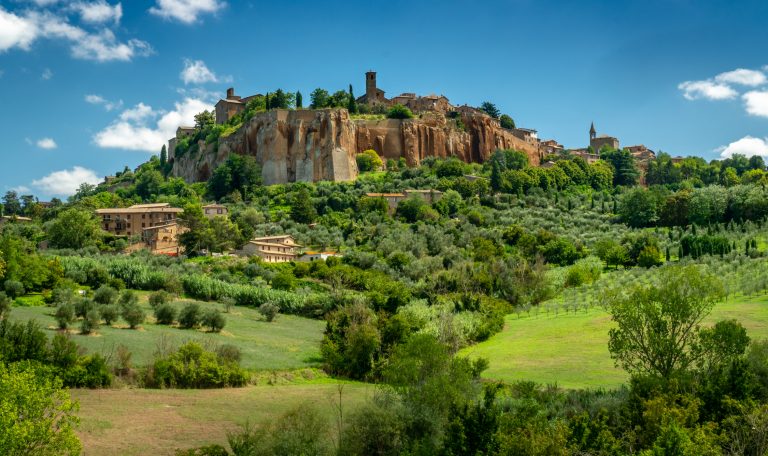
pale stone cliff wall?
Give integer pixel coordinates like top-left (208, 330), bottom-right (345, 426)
top-left (171, 109), bottom-right (539, 185)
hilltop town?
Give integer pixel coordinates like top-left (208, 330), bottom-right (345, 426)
top-left (166, 71), bottom-right (674, 186)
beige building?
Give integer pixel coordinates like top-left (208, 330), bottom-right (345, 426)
top-left (141, 222), bottom-right (183, 256)
top-left (203, 203), bottom-right (228, 219)
top-left (96, 203), bottom-right (183, 237)
top-left (299, 251), bottom-right (342, 262)
top-left (0, 215), bottom-right (32, 227)
top-left (364, 189), bottom-right (444, 213)
top-left (241, 235), bottom-right (302, 263)
top-left (215, 88), bottom-right (262, 124)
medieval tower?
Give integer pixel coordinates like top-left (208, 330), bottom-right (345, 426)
top-left (366, 71), bottom-right (377, 102)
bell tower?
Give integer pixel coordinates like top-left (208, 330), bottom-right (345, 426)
top-left (366, 71), bottom-right (377, 102)
top-left (589, 122), bottom-right (596, 141)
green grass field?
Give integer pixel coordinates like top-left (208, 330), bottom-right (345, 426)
top-left (10, 293), bottom-right (325, 371)
top-left (73, 382), bottom-right (372, 455)
top-left (460, 294), bottom-right (768, 389)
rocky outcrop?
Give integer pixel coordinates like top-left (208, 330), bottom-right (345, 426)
top-left (171, 109), bottom-right (540, 185)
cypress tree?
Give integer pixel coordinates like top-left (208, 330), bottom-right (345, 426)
top-left (678, 245), bottom-right (683, 260)
top-left (665, 246), bottom-right (670, 262)
top-left (347, 84), bottom-right (358, 114)
top-left (296, 91), bottom-right (303, 109)
top-left (265, 92), bottom-right (270, 110)
top-left (160, 145), bottom-right (167, 168)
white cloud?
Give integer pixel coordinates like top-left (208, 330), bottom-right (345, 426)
top-left (0, 8), bottom-right (151, 62)
top-left (93, 98), bottom-right (213, 152)
top-left (0, 8), bottom-right (38, 52)
top-left (36, 137), bottom-right (58, 149)
top-left (180, 59), bottom-right (223, 84)
top-left (11, 186), bottom-right (31, 194)
top-left (32, 166), bottom-right (100, 196)
top-left (718, 136), bottom-right (768, 158)
top-left (149, 0), bottom-right (225, 24)
top-left (71, 1), bottom-right (122, 25)
top-left (41, 67), bottom-right (53, 79)
top-left (742, 90), bottom-right (768, 118)
top-left (678, 80), bottom-right (737, 101)
top-left (85, 93), bottom-right (123, 111)
top-left (714, 68), bottom-right (767, 87)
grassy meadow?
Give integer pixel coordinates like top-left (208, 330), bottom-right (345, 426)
top-left (72, 382), bottom-right (372, 455)
top-left (9, 292), bottom-right (325, 370)
top-left (460, 293), bottom-right (768, 389)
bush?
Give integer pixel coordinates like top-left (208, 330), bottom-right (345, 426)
top-left (118, 290), bottom-right (139, 307)
top-left (356, 149), bottom-right (384, 172)
top-left (386, 104), bottom-right (414, 119)
top-left (216, 344), bottom-right (242, 364)
top-left (74, 298), bottom-right (96, 319)
top-left (148, 290), bottom-right (171, 308)
top-left (146, 342), bottom-right (248, 388)
top-left (259, 302), bottom-right (279, 322)
top-left (80, 308), bottom-right (101, 335)
top-left (202, 309), bottom-right (226, 332)
top-left (93, 285), bottom-right (118, 305)
top-left (4, 280), bottom-right (24, 299)
top-left (0, 292), bottom-right (10, 320)
top-left (121, 302), bottom-right (146, 329)
top-left (55, 303), bottom-right (75, 330)
top-left (50, 286), bottom-right (76, 307)
top-left (179, 302), bottom-right (202, 329)
top-left (100, 305), bottom-right (119, 325)
top-left (155, 303), bottom-right (177, 325)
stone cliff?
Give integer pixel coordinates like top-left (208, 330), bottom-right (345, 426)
top-left (170, 109), bottom-right (540, 185)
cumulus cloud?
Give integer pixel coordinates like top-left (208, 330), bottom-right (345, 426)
top-left (180, 59), bottom-right (224, 84)
top-left (149, 0), bottom-right (225, 24)
top-left (36, 138), bottom-right (58, 149)
top-left (0, 8), bottom-right (38, 52)
top-left (93, 98), bottom-right (213, 152)
top-left (715, 68), bottom-right (767, 87)
top-left (678, 80), bottom-right (738, 101)
top-left (742, 90), bottom-right (768, 118)
top-left (718, 136), bottom-right (768, 158)
top-left (71, 1), bottom-right (122, 25)
top-left (85, 93), bottom-right (123, 111)
top-left (31, 166), bottom-right (100, 196)
top-left (0, 6), bottom-right (151, 62)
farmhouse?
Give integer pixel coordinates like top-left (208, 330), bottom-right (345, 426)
top-left (203, 203), bottom-right (228, 219)
top-left (95, 203), bottom-right (185, 255)
top-left (241, 235), bottom-right (302, 263)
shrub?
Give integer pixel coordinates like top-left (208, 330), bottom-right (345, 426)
top-left (155, 303), bottom-right (177, 325)
top-left (50, 286), bottom-right (77, 307)
top-left (202, 309), bottom-right (226, 332)
top-left (0, 292), bottom-right (10, 320)
top-left (356, 149), bottom-right (383, 172)
top-left (146, 342), bottom-right (248, 388)
top-left (80, 308), bottom-right (101, 335)
top-left (121, 302), bottom-right (146, 329)
top-left (93, 285), bottom-right (118, 305)
top-left (386, 104), bottom-right (414, 119)
top-left (4, 280), bottom-right (24, 299)
top-left (74, 298), bottom-right (96, 319)
top-left (216, 344), bottom-right (242, 364)
top-left (55, 303), bottom-right (75, 330)
top-left (100, 305), bottom-right (119, 325)
top-left (148, 290), bottom-right (171, 308)
top-left (118, 290), bottom-right (139, 308)
top-left (259, 302), bottom-right (279, 322)
top-left (271, 271), bottom-right (297, 291)
top-left (179, 303), bottom-right (201, 329)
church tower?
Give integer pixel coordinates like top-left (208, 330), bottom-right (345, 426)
top-left (589, 122), bottom-right (596, 141)
top-left (366, 71), bottom-right (377, 103)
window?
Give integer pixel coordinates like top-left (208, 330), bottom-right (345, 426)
top-left (142, 214), bottom-right (146, 219)
top-left (142, 223), bottom-right (146, 228)
top-left (217, 209), bottom-right (222, 214)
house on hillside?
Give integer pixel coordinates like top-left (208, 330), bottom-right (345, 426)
top-left (299, 251), bottom-right (343, 262)
top-left (95, 203), bottom-right (184, 255)
top-left (241, 235), bottom-right (302, 263)
top-left (203, 203), bottom-right (228, 219)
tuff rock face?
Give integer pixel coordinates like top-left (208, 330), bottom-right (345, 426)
top-left (170, 108), bottom-right (539, 185)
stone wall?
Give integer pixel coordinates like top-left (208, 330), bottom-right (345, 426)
top-left (171, 109), bottom-right (540, 185)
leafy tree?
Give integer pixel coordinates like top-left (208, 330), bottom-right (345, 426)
top-left (55, 303), bottom-right (75, 329)
top-left (135, 169), bottom-right (164, 200)
top-left (268, 89), bottom-right (295, 109)
top-left (321, 301), bottom-right (381, 380)
top-left (100, 305), bottom-right (119, 325)
top-left (479, 102), bottom-right (500, 118)
top-left (179, 302), bottom-right (201, 329)
top-left (618, 187), bottom-right (659, 228)
top-left (194, 110), bottom-right (215, 131)
top-left (290, 187), bottom-right (317, 224)
top-left (45, 208), bottom-right (101, 249)
top-left (259, 302), bottom-right (279, 322)
top-left (4, 280), bottom-right (23, 299)
top-left (601, 148), bottom-right (640, 186)
top-left (154, 303), bottom-right (177, 325)
top-left (310, 88), bottom-right (330, 109)
top-left (499, 114), bottom-right (515, 129)
top-left (93, 285), bottom-right (118, 305)
top-left (201, 309), bottom-right (226, 332)
top-left (386, 104), bottom-right (414, 119)
top-left (356, 149), bottom-right (383, 172)
top-left (0, 363), bottom-right (81, 455)
top-left (2, 191), bottom-right (21, 216)
top-left (606, 265), bottom-right (730, 379)
top-left (121, 302), bottom-right (145, 329)
top-left (207, 154), bottom-right (262, 201)
top-left (748, 154), bottom-right (765, 170)
top-left (80, 308), bottom-right (101, 334)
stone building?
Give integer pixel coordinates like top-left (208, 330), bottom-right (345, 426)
top-left (96, 203), bottom-right (183, 237)
top-left (589, 122), bottom-right (620, 152)
top-left (364, 189), bottom-right (444, 213)
top-left (356, 71), bottom-right (455, 113)
top-left (203, 203), bottom-right (228, 219)
top-left (539, 139), bottom-right (564, 157)
top-left (141, 222), bottom-right (182, 256)
top-left (241, 235), bottom-right (302, 263)
top-left (215, 88), bottom-right (262, 124)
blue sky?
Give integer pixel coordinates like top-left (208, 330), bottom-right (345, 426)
top-left (1, 0), bottom-right (768, 198)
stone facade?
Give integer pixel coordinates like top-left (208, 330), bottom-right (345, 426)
top-left (240, 235), bottom-right (301, 263)
top-left (96, 203), bottom-right (182, 237)
top-left (203, 203), bottom-right (228, 219)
